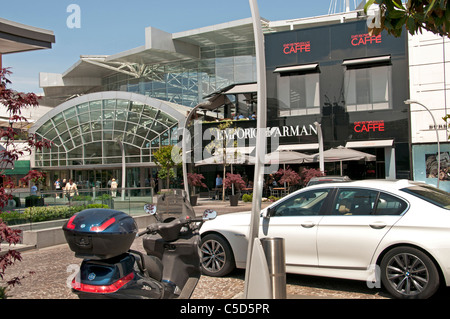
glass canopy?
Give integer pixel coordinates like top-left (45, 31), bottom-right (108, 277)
top-left (33, 98), bottom-right (179, 168)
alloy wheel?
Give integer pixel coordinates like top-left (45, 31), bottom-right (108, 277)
top-left (385, 252), bottom-right (429, 297)
top-left (201, 239), bottom-right (226, 274)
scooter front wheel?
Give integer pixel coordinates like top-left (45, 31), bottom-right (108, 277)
top-left (200, 233), bottom-right (235, 277)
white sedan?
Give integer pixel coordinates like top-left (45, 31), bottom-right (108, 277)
top-left (199, 180), bottom-right (450, 299)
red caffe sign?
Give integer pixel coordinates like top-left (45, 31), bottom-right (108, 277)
top-left (351, 33), bottom-right (381, 46)
top-left (354, 120), bottom-right (385, 133)
top-left (283, 41), bottom-right (311, 54)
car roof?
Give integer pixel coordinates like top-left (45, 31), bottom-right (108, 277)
top-left (306, 179), bottom-right (423, 190)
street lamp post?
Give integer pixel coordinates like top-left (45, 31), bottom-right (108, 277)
top-left (404, 99), bottom-right (441, 188)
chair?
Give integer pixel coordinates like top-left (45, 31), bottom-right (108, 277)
top-left (269, 186), bottom-right (279, 197)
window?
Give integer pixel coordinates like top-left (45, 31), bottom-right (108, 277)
top-left (334, 189), bottom-right (378, 215)
top-left (402, 184), bottom-right (450, 210)
top-left (270, 189), bottom-right (331, 217)
top-left (334, 188), bottom-right (408, 216)
top-left (275, 64), bottom-right (320, 116)
top-left (343, 56), bottom-right (392, 112)
top-left (375, 192), bottom-right (408, 215)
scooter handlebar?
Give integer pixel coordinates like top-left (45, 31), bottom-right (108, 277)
top-left (137, 216), bottom-right (203, 237)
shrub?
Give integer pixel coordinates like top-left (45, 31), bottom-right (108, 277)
top-left (0, 203), bottom-right (109, 225)
top-left (242, 193), bottom-right (253, 202)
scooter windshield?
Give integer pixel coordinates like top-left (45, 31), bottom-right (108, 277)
top-left (156, 189), bottom-right (196, 221)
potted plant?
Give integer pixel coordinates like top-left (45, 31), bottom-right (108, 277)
top-left (223, 173), bottom-right (246, 206)
top-left (277, 168), bottom-right (301, 192)
top-left (187, 173), bottom-right (206, 206)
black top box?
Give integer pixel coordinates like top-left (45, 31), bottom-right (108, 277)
top-left (63, 208), bottom-right (137, 260)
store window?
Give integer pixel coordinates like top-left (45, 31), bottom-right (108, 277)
top-left (343, 55), bottom-right (392, 112)
top-left (275, 63), bottom-right (321, 116)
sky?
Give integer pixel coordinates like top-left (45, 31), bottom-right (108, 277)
top-left (1, 0), bottom-right (359, 94)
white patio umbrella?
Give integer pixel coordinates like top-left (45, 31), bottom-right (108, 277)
top-left (306, 146), bottom-right (376, 175)
top-left (264, 150), bottom-right (310, 165)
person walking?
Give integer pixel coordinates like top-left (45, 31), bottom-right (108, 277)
top-left (110, 178), bottom-right (118, 197)
top-left (65, 179), bottom-right (78, 203)
top-left (54, 178), bottom-right (61, 198)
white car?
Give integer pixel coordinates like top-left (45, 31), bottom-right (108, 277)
top-left (200, 180), bottom-right (450, 299)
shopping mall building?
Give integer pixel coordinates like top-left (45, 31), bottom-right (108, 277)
top-left (31, 7), bottom-right (450, 191)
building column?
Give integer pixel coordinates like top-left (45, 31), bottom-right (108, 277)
top-left (384, 147), bottom-right (396, 180)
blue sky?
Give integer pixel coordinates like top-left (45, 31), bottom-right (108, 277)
top-left (1, 0), bottom-right (356, 94)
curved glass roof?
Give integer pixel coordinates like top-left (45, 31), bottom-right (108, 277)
top-left (32, 96), bottom-right (180, 168)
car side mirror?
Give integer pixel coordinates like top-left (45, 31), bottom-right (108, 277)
top-left (262, 207), bottom-right (272, 219)
top-left (144, 203), bottom-right (157, 215)
top-left (203, 209), bottom-right (217, 221)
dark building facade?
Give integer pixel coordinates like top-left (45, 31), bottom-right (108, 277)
top-left (262, 20), bottom-right (410, 179)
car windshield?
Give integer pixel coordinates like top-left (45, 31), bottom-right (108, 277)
top-left (401, 185), bottom-right (450, 210)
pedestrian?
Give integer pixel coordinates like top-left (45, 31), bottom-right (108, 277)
top-left (54, 178), bottom-right (61, 198)
top-left (111, 178), bottom-right (118, 197)
top-left (65, 179), bottom-right (78, 202)
top-left (214, 174), bottom-right (223, 200)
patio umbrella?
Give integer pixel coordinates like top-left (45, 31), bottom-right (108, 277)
top-left (306, 146), bottom-right (376, 175)
top-left (264, 150), bottom-right (310, 165)
top-left (195, 153), bottom-right (256, 166)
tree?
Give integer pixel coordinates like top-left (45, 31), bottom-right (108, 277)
top-left (153, 145), bottom-right (181, 190)
top-left (300, 168), bottom-right (326, 187)
top-left (0, 68), bottom-right (51, 297)
top-left (187, 172), bottom-right (206, 195)
top-left (276, 168), bottom-right (301, 190)
top-left (365, 0), bottom-right (450, 38)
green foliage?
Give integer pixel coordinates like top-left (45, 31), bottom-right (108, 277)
top-left (0, 204), bottom-right (108, 225)
top-left (153, 145), bottom-right (181, 188)
top-left (365, 0), bottom-right (450, 38)
top-left (242, 193), bottom-right (253, 202)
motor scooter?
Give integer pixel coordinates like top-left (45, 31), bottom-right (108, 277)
top-left (63, 190), bottom-right (216, 299)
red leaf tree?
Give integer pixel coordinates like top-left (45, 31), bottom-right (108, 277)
top-left (187, 172), bottom-right (207, 195)
top-left (223, 173), bottom-right (246, 195)
top-left (0, 68), bottom-right (52, 297)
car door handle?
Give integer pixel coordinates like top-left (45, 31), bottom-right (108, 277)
top-left (369, 223), bottom-right (386, 230)
top-left (301, 222), bottom-right (316, 228)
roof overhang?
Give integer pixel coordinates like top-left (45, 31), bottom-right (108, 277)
top-left (0, 18), bottom-right (55, 55)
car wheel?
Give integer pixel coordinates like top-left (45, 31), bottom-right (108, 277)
top-left (380, 246), bottom-right (440, 299)
top-left (200, 233), bottom-right (235, 277)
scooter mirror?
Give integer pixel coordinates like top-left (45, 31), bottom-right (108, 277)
top-left (144, 204), bottom-right (157, 215)
top-left (202, 209), bottom-right (217, 221)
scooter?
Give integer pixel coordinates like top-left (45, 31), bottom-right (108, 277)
top-left (63, 191), bottom-right (216, 299)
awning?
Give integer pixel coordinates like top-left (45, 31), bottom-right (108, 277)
top-left (277, 143), bottom-right (319, 151)
top-left (342, 55), bottom-right (391, 67)
top-left (3, 160), bottom-right (30, 175)
top-left (274, 63), bottom-right (319, 73)
top-left (224, 83), bottom-right (257, 94)
top-left (345, 139), bottom-right (394, 148)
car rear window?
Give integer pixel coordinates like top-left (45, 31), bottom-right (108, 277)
top-left (401, 185), bottom-right (450, 210)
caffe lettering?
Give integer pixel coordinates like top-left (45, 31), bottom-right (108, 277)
top-left (354, 121), bottom-right (385, 133)
top-left (283, 41), bottom-right (311, 54)
top-left (351, 34), bottom-right (381, 46)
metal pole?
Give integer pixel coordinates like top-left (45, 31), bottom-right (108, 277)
top-left (314, 122), bottom-right (324, 174)
top-left (404, 99), bottom-right (441, 188)
top-left (116, 138), bottom-right (126, 200)
top-left (182, 102), bottom-right (211, 196)
top-left (260, 238), bottom-right (286, 299)
top-left (244, 0), bottom-right (268, 298)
